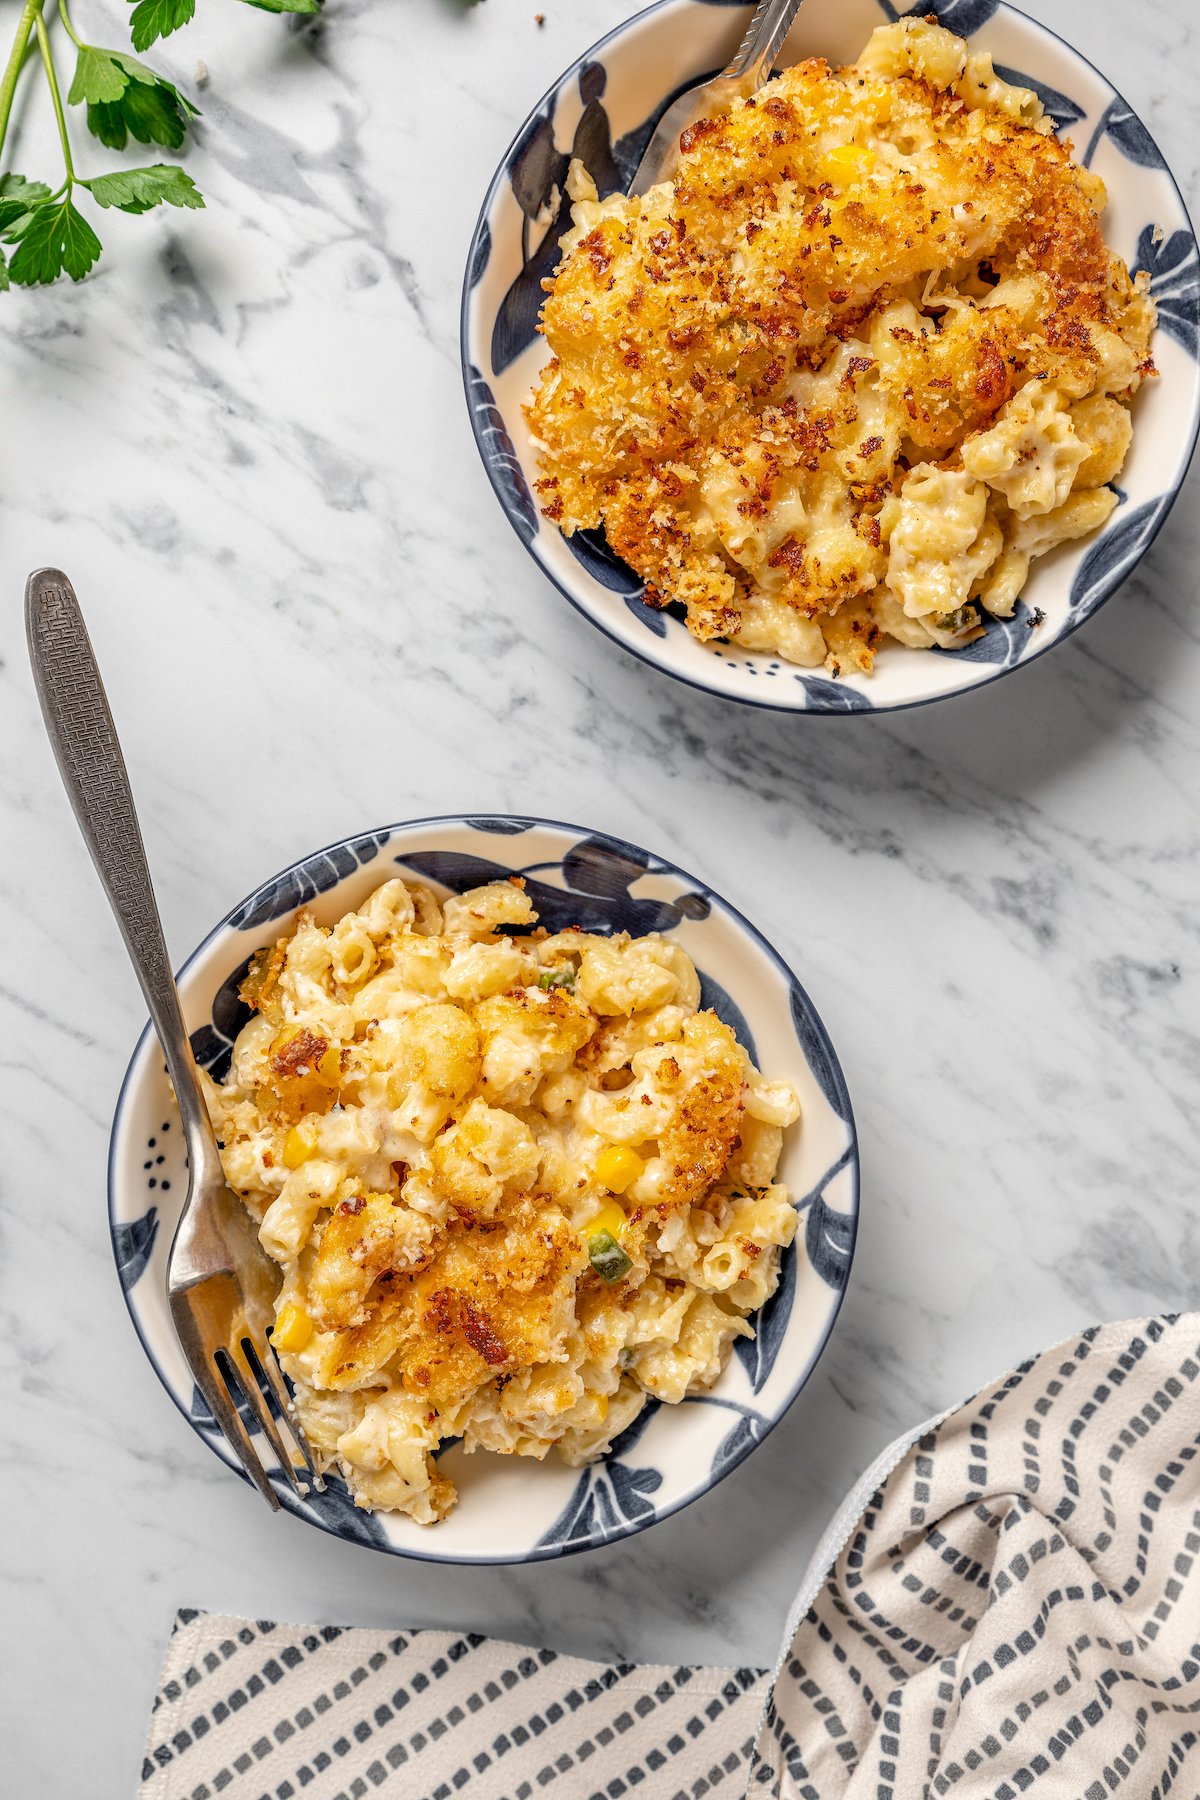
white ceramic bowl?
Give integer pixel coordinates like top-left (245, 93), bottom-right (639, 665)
top-left (109, 816), bottom-right (858, 1563)
top-left (462, 0), bottom-right (1199, 714)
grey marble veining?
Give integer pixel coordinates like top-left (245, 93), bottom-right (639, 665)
top-left (1, 0), bottom-right (1197, 1790)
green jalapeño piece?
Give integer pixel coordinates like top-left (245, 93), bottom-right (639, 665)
top-left (537, 966), bottom-right (576, 992)
top-left (587, 1229), bottom-right (632, 1284)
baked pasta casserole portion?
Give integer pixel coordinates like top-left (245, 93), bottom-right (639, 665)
top-left (202, 876), bottom-right (801, 1523)
top-left (526, 18), bottom-right (1157, 673)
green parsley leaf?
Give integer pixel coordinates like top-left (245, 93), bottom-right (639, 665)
top-left (85, 106), bottom-right (128, 153)
top-left (0, 174), bottom-right (54, 202)
top-left (240, 0), bottom-right (323, 12)
top-left (128, 0), bottom-right (196, 53)
top-left (70, 45), bottom-right (198, 150)
top-left (7, 198), bottom-right (102, 285)
top-left (86, 100), bottom-right (133, 152)
top-left (90, 80), bottom-right (198, 152)
top-left (0, 173), bottom-right (54, 234)
top-left (0, 251), bottom-right (8, 293)
top-left (68, 46), bottom-right (143, 106)
top-left (87, 165), bottom-right (204, 213)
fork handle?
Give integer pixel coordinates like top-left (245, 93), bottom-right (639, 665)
top-left (25, 569), bottom-right (223, 1184)
top-left (724, 0), bottom-right (805, 84)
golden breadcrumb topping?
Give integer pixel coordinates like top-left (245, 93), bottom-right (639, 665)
top-left (526, 19), bottom-right (1156, 673)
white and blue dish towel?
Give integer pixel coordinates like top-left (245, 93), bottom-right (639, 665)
top-left (140, 1313), bottom-right (1200, 1798)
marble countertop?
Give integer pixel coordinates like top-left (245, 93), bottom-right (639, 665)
top-left (3, 0), bottom-right (1198, 1789)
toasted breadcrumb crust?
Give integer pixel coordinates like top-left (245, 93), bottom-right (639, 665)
top-left (526, 19), bottom-right (1156, 674)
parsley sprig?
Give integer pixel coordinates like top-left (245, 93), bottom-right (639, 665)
top-left (0, 0), bottom-right (320, 290)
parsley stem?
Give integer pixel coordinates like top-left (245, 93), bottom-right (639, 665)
top-left (33, 5), bottom-right (73, 185)
top-left (56, 0), bottom-right (82, 51)
top-left (0, 2), bottom-right (40, 166)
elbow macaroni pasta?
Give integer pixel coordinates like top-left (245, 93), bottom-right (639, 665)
top-left (527, 18), bottom-right (1156, 675)
top-left (202, 877), bottom-right (801, 1524)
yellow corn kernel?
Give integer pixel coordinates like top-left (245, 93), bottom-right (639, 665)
top-left (587, 1201), bottom-right (627, 1243)
top-left (318, 1046), bottom-right (341, 1083)
top-left (819, 143), bottom-right (876, 184)
top-left (272, 1302), bottom-right (313, 1354)
top-left (282, 1120), bottom-right (319, 1168)
top-left (595, 1393), bottom-right (609, 1422)
top-left (594, 1144), bottom-right (644, 1194)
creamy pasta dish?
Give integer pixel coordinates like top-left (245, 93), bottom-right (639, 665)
top-left (202, 876), bottom-right (800, 1522)
top-left (526, 18), bottom-right (1157, 674)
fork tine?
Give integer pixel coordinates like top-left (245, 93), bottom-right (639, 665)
top-left (254, 1338), bottom-right (327, 1493)
top-left (192, 1347), bottom-right (281, 1512)
top-left (225, 1340), bottom-right (311, 1501)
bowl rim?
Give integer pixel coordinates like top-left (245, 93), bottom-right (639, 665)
top-left (108, 812), bottom-right (860, 1563)
top-left (460, 0), bottom-right (1200, 718)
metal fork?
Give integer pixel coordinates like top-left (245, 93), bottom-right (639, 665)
top-left (26, 568), bottom-right (325, 1512)
top-left (627, 0), bottom-right (807, 192)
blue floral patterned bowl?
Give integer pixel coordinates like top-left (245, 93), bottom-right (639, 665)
top-left (109, 817), bottom-right (858, 1563)
top-left (462, 0), bottom-right (1199, 714)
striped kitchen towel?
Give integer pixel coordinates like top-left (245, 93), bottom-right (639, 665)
top-left (748, 1312), bottom-right (1200, 1796)
top-left (139, 1616), bottom-right (766, 1800)
top-left (141, 1314), bottom-right (1200, 1799)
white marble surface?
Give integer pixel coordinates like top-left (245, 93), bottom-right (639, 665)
top-left (2, 0), bottom-right (1198, 1789)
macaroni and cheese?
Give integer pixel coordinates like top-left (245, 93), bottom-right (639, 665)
top-left (202, 876), bottom-right (801, 1523)
top-left (526, 18), bottom-right (1156, 673)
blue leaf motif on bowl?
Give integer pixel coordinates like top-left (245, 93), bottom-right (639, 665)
top-left (876, 0), bottom-right (999, 35)
top-left (560, 835), bottom-right (708, 920)
top-left (797, 677), bottom-right (876, 714)
top-left (710, 1404), bottom-right (769, 1481)
top-left (734, 1218), bottom-right (798, 1394)
top-left (563, 526), bottom-right (645, 600)
top-left (1133, 225), bottom-right (1199, 360)
top-left (537, 1402), bottom-right (662, 1549)
top-left (492, 63), bottom-right (723, 373)
top-left (992, 64), bottom-right (1083, 132)
top-left (493, 108), bottom-right (568, 374)
top-left (292, 1476), bottom-right (393, 1550)
top-left (1082, 98), bottom-right (1166, 172)
top-left (697, 968), bottom-right (757, 1065)
top-left (494, 63), bottom-right (627, 374)
top-left (1069, 494), bottom-right (1169, 620)
top-left (625, 595), bottom-right (668, 638)
top-left (930, 599), bottom-right (1043, 668)
top-left (789, 982), bottom-right (853, 1123)
top-left (115, 1205), bottom-right (159, 1289)
top-left (804, 1155), bottom-right (857, 1291)
top-left (463, 816), bottom-right (537, 836)
top-left (190, 953), bottom-right (256, 1080)
top-left (621, 591), bottom-right (691, 639)
top-left (465, 366), bottom-right (538, 547)
top-left (611, 71), bottom-right (723, 188)
top-left (230, 833), bottom-right (391, 931)
top-left (468, 217), bottom-right (492, 292)
top-left (188, 1022), bottom-right (232, 1077)
top-left (395, 838), bottom-right (710, 937)
top-left (188, 1382), bottom-right (391, 1548)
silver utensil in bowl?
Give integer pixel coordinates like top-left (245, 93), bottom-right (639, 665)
top-left (26, 567), bottom-right (325, 1512)
top-left (627, 0), bottom-right (807, 192)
